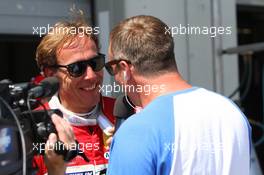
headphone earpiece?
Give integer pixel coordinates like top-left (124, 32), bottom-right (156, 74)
top-left (123, 71), bottom-right (129, 82)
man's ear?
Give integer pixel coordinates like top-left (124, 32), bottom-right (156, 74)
top-left (43, 67), bottom-right (56, 77)
top-left (119, 61), bottom-right (131, 82)
top-left (119, 60), bottom-right (130, 72)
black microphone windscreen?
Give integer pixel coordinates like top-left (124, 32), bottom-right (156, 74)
top-left (29, 76), bottom-right (59, 98)
top-left (113, 95), bottom-right (134, 119)
top-left (40, 77), bottom-right (59, 97)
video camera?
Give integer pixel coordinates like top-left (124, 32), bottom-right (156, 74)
top-left (0, 77), bottom-right (60, 175)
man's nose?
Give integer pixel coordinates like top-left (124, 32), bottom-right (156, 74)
top-left (83, 66), bottom-right (97, 79)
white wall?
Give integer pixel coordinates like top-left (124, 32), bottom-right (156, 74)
top-left (219, 0), bottom-right (240, 97)
top-left (0, 0), bottom-right (91, 34)
top-left (95, 0), bottom-right (115, 97)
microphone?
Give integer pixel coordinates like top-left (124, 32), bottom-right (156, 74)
top-left (28, 77), bottom-right (59, 99)
top-left (113, 95), bottom-right (134, 132)
top-left (0, 79), bottom-right (34, 102)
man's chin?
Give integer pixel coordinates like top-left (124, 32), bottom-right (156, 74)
top-left (82, 92), bottom-right (100, 104)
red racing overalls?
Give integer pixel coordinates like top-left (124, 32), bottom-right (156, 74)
top-left (33, 96), bottom-right (115, 175)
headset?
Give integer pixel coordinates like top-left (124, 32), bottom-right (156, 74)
top-left (123, 71), bottom-right (129, 82)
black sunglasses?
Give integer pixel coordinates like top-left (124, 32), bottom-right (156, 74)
top-left (105, 59), bottom-right (131, 76)
top-left (50, 53), bottom-right (105, 78)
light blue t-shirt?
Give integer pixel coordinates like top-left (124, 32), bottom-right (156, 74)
top-left (107, 87), bottom-right (251, 175)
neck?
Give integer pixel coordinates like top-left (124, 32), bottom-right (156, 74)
top-left (131, 72), bottom-right (192, 107)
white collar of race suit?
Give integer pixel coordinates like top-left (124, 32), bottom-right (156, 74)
top-left (48, 93), bottom-right (101, 126)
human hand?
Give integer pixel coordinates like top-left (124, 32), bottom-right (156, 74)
top-left (44, 114), bottom-right (75, 175)
top-left (105, 127), bottom-right (115, 149)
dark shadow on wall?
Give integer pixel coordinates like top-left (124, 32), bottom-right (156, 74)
top-left (0, 35), bottom-right (41, 83)
top-left (237, 4), bottom-right (264, 173)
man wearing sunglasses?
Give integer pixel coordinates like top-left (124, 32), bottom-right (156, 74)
top-left (106, 15), bottom-right (251, 175)
top-left (33, 20), bottom-right (115, 175)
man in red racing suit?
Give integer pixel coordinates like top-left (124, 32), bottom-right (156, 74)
top-left (33, 19), bottom-right (116, 175)
top-left (33, 95), bottom-right (115, 175)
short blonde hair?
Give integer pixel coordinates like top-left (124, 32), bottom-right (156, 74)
top-left (36, 20), bottom-right (98, 70)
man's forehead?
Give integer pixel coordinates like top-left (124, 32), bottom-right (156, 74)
top-left (55, 36), bottom-right (97, 63)
top-left (57, 35), bottom-right (97, 56)
top-left (63, 35), bottom-right (96, 50)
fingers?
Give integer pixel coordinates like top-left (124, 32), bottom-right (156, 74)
top-left (43, 113), bottom-right (75, 175)
top-left (51, 114), bottom-right (75, 146)
top-left (106, 136), bottom-right (113, 148)
top-left (45, 133), bottom-right (58, 155)
top-left (45, 133), bottom-right (63, 160)
top-left (44, 133), bottom-right (66, 175)
top-left (108, 127), bottom-right (115, 135)
top-left (105, 127), bottom-right (115, 149)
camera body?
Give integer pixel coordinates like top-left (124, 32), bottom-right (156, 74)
top-left (0, 79), bottom-right (59, 174)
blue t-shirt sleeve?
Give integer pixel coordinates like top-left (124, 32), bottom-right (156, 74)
top-left (107, 117), bottom-right (156, 175)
